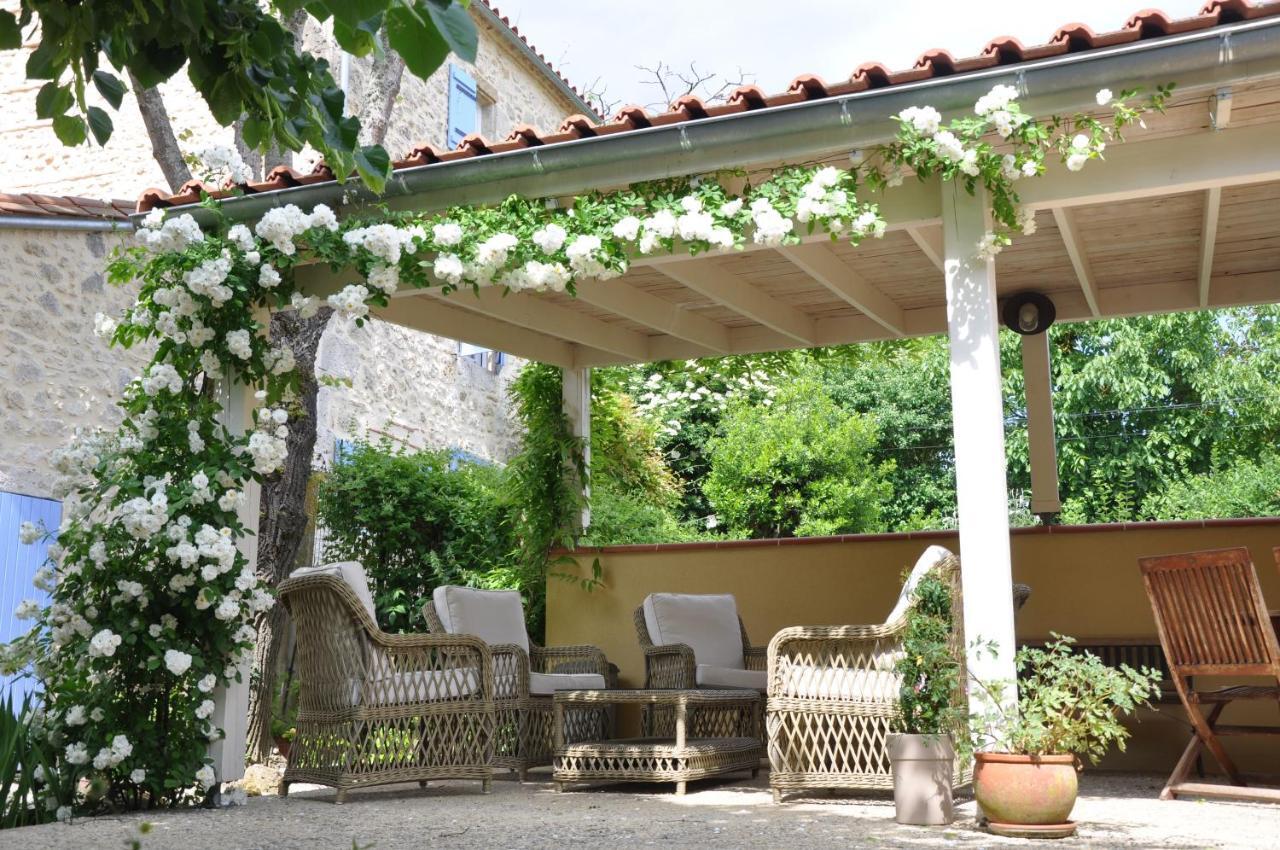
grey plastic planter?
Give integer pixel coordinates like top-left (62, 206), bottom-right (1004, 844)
top-left (887, 733), bottom-right (956, 825)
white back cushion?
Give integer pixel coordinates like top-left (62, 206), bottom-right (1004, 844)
top-left (290, 561), bottom-right (378, 625)
top-left (643, 593), bottom-right (744, 670)
top-left (885, 545), bottom-right (954, 625)
top-left (433, 586), bottom-right (529, 654)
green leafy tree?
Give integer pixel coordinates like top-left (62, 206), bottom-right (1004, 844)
top-left (703, 373), bottom-right (893, 538)
top-left (1143, 453), bottom-right (1280, 520)
top-left (1, 0), bottom-right (477, 190)
top-left (315, 440), bottom-right (515, 633)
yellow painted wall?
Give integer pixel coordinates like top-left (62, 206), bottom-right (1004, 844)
top-left (546, 519), bottom-right (1280, 774)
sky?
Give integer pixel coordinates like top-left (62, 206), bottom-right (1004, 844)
top-left (491, 0), bottom-right (1209, 111)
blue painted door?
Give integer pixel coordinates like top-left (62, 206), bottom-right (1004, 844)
top-left (0, 491), bottom-right (61, 702)
top-left (447, 64), bottom-right (478, 149)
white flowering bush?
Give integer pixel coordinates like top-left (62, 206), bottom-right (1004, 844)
top-left (6, 79), bottom-right (1170, 817)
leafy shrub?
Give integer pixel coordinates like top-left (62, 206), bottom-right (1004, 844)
top-left (0, 694), bottom-right (69, 827)
top-left (315, 441), bottom-right (516, 633)
top-left (703, 375), bottom-right (893, 538)
top-left (581, 481), bottom-right (709, 546)
top-left (1142, 453), bottom-right (1280, 520)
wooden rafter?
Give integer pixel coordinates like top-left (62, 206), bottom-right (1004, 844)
top-left (655, 258), bottom-right (817, 345)
top-left (906, 225), bottom-right (945, 273)
top-left (1052, 207), bottom-right (1101, 317)
top-left (573, 280), bottom-right (731, 354)
top-left (776, 243), bottom-right (906, 336)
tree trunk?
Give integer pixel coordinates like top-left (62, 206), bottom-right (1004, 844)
top-left (244, 307), bottom-right (333, 762)
top-left (130, 72), bottom-right (191, 192)
top-left (357, 30), bottom-right (406, 146)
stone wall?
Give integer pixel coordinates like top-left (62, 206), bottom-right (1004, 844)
top-left (0, 226), bottom-right (146, 499)
top-left (315, 317), bottom-right (522, 469)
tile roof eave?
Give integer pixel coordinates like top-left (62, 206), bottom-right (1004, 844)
top-left (135, 1), bottom-right (1280, 216)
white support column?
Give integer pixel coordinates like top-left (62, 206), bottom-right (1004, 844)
top-left (208, 372), bottom-right (258, 785)
top-left (941, 181), bottom-right (1018, 713)
top-left (1021, 332), bottom-right (1062, 517)
top-left (561, 367), bottom-right (592, 530)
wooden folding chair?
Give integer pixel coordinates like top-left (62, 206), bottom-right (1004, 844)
top-left (1138, 547), bottom-right (1280, 803)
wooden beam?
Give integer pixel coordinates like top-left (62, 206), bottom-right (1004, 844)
top-left (776, 243), bottom-right (906, 336)
top-left (433, 285), bottom-right (651, 361)
top-left (376, 293), bottom-right (581, 368)
top-left (1198, 187), bottom-right (1222, 308)
top-left (1051, 207), bottom-right (1101, 317)
top-left (573, 280), bottom-right (731, 353)
top-left (1021, 123), bottom-right (1280, 211)
top-left (655, 258), bottom-right (817, 345)
top-left (907, 224), bottom-right (945, 273)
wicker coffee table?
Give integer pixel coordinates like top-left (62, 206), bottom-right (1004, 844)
top-left (552, 688), bottom-right (762, 795)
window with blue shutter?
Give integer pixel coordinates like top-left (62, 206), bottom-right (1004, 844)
top-left (333, 438), bottom-right (354, 465)
top-left (0, 491), bottom-right (61, 702)
top-left (447, 64), bottom-right (478, 150)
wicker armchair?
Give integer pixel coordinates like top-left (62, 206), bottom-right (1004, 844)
top-left (634, 602), bottom-right (767, 690)
top-left (766, 546), bottom-right (968, 802)
top-left (276, 567), bottom-right (495, 803)
top-left (424, 587), bottom-right (613, 780)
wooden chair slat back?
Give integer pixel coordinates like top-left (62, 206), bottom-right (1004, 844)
top-left (1139, 548), bottom-right (1280, 678)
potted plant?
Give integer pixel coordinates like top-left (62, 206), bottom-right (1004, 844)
top-left (889, 569), bottom-right (965, 825)
top-left (970, 635), bottom-right (1161, 838)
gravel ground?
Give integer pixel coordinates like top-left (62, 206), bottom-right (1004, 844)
top-left (3, 770), bottom-right (1278, 850)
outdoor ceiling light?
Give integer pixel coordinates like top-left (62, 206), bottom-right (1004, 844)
top-left (1002, 291), bottom-right (1057, 335)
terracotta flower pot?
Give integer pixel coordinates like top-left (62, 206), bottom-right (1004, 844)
top-left (887, 733), bottom-right (956, 825)
top-left (973, 752), bottom-right (1078, 829)
top-left (273, 736), bottom-right (292, 759)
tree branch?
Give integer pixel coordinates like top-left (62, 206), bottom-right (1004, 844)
top-left (356, 29), bottom-right (407, 147)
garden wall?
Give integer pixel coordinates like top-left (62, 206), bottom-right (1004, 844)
top-left (547, 517), bottom-right (1280, 774)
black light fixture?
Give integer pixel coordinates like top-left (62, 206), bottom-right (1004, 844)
top-left (1002, 291), bottom-right (1056, 335)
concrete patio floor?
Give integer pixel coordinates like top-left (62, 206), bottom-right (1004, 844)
top-left (3, 770), bottom-right (1279, 850)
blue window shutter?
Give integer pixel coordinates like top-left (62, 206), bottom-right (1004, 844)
top-left (447, 64), bottom-right (478, 149)
top-left (0, 491), bottom-right (61, 702)
top-left (333, 439), bottom-right (353, 465)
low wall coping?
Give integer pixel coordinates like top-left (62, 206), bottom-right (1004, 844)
top-left (557, 516), bottom-right (1280, 556)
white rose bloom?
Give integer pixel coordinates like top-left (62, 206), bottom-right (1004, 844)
top-left (327, 284), bottom-right (371, 319)
top-left (64, 742), bottom-right (89, 765)
top-left (718, 199), bottom-right (743, 218)
top-left (432, 221), bottom-right (463, 246)
top-left (195, 764), bottom-right (216, 789)
top-left (196, 699), bottom-right (216, 720)
top-left (432, 253), bottom-right (465, 285)
top-left (13, 598), bottom-right (40, 620)
top-left (307, 204), bottom-right (339, 232)
top-left (258, 264), bottom-right (281, 289)
top-left (130, 769), bottom-right (146, 783)
top-left (531, 223), bottom-right (568, 254)
top-left (64, 705), bottom-right (87, 726)
top-left (88, 629), bottom-right (122, 658)
top-left (226, 224), bottom-right (255, 253)
top-left (1066, 152), bottom-right (1089, 172)
top-left (1021, 159), bottom-right (1039, 177)
top-left (611, 216), bottom-right (641, 241)
top-left (290, 292), bottom-right (321, 319)
top-left (93, 312), bottom-right (118, 339)
top-left (224, 329), bottom-right (253, 361)
top-left (1095, 88), bottom-right (1113, 106)
top-left (164, 649), bottom-right (193, 676)
top-left (198, 673), bottom-right (218, 693)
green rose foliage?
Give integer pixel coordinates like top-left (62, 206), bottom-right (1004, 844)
top-left (895, 570), bottom-right (963, 738)
top-left (704, 374), bottom-right (893, 538)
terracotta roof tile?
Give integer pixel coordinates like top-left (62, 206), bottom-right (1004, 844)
top-left (0, 191), bottom-right (132, 221)
top-left (135, 1), bottom-right (1280, 213)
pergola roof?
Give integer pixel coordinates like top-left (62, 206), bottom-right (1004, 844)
top-left (135, 2), bottom-right (1280, 213)
top-left (137, 5), bottom-right (1280, 371)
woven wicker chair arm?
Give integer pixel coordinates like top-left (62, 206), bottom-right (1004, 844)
top-left (486, 642), bottom-right (530, 699)
top-left (531, 645), bottom-right (610, 676)
top-left (744, 645), bottom-right (767, 671)
top-left (767, 623), bottom-right (903, 664)
top-left (642, 643), bottom-right (697, 689)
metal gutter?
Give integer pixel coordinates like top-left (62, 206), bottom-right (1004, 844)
top-left (0, 215), bottom-right (132, 232)
top-left (473, 2), bottom-right (600, 120)
top-left (139, 15), bottom-right (1280, 228)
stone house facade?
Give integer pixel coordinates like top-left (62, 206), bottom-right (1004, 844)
top-left (0, 3), bottom-right (594, 500)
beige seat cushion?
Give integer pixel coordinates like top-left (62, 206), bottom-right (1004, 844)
top-left (780, 666), bottom-right (902, 702)
top-left (433, 586), bottom-right (529, 654)
top-left (642, 593), bottom-right (745, 669)
top-left (364, 668), bottom-right (481, 706)
top-left (290, 561), bottom-right (378, 624)
top-left (529, 672), bottom-right (606, 696)
top-left (695, 664), bottom-right (767, 690)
